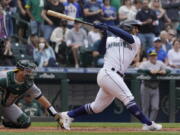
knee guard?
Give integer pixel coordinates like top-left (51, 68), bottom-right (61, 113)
top-left (17, 113), bottom-right (31, 128)
top-left (3, 113), bottom-right (31, 128)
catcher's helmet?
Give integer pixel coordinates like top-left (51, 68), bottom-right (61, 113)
top-left (119, 20), bottom-right (141, 33)
top-left (16, 59), bottom-right (37, 71)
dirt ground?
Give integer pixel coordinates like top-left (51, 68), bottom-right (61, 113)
top-left (0, 126), bottom-right (180, 133)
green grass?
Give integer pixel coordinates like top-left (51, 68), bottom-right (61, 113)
top-left (32, 122), bottom-right (180, 128)
top-left (0, 132), bottom-right (179, 135)
top-left (0, 122), bottom-right (180, 135)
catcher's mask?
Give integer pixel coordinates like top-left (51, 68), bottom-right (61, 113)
top-left (15, 59), bottom-right (37, 80)
top-left (119, 20), bottom-right (141, 33)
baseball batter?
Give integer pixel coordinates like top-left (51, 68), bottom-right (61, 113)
top-left (0, 60), bottom-right (61, 128)
top-left (59, 20), bottom-right (162, 131)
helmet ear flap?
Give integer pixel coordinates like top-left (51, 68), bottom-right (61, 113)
top-left (119, 24), bottom-right (132, 33)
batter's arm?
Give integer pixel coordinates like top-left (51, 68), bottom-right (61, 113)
top-left (107, 26), bottom-right (134, 44)
top-left (94, 23), bottom-right (134, 44)
top-left (98, 31), bottom-right (108, 55)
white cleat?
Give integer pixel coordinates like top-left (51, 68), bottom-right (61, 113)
top-left (60, 112), bottom-right (74, 130)
top-left (142, 121), bottom-right (162, 131)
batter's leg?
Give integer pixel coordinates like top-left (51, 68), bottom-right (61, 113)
top-left (150, 88), bottom-right (159, 121)
top-left (2, 104), bottom-right (31, 128)
top-left (67, 88), bottom-right (114, 118)
top-left (101, 70), bottom-right (152, 125)
top-left (141, 84), bottom-right (150, 118)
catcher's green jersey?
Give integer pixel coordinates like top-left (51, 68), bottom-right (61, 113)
top-left (0, 70), bottom-right (42, 106)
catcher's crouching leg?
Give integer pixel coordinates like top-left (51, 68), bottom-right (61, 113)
top-left (2, 113), bottom-right (31, 128)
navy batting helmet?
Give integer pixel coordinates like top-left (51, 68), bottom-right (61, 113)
top-left (119, 20), bottom-right (142, 33)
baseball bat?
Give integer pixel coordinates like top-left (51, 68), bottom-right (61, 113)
top-left (47, 10), bottom-right (94, 26)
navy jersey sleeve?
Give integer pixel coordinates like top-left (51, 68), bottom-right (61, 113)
top-left (98, 31), bottom-right (107, 55)
top-left (108, 26), bottom-right (134, 44)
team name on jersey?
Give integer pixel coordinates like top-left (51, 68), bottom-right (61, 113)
top-left (107, 41), bottom-right (132, 50)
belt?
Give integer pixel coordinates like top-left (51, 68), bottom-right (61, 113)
top-left (111, 68), bottom-right (125, 78)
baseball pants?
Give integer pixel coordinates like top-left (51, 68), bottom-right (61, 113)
top-left (90, 68), bottom-right (134, 113)
top-left (140, 84), bottom-right (159, 121)
top-left (2, 104), bottom-right (24, 124)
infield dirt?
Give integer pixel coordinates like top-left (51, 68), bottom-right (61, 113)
top-left (0, 126), bottom-right (180, 133)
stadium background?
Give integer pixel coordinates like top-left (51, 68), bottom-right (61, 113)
top-left (0, 0), bottom-right (180, 134)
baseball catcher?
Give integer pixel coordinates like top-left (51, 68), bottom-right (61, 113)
top-left (0, 59), bottom-right (61, 128)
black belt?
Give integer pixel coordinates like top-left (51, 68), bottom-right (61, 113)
top-left (111, 68), bottom-right (124, 78)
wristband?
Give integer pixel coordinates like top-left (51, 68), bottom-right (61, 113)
top-left (47, 106), bottom-right (57, 117)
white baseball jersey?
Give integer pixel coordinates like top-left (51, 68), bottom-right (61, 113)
top-left (103, 35), bottom-right (141, 74)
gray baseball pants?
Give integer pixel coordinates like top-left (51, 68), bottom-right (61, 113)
top-left (140, 84), bottom-right (159, 121)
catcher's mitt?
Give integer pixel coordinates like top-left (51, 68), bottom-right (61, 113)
top-left (54, 113), bottom-right (63, 129)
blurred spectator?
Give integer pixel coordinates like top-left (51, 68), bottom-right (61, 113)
top-left (101, 0), bottom-right (116, 25)
top-left (26, 34), bottom-right (39, 56)
top-left (60, 0), bottom-right (67, 2)
top-left (76, 0), bottom-right (84, 16)
top-left (118, 0), bottom-right (137, 21)
top-left (136, 0), bottom-right (157, 51)
top-left (0, 0), bottom-right (12, 8)
top-left (18, 94), bottom-right (44, 116)
top-left (167, 39), bottom-right (180, 68)
top-left (17, 0), bottom-right (29, 39)
top-left (138, 50), bottom-right (169, 121)
top-left (0, 38), bottom-right (15, 66)
top-left (130, 48), bottom-right (141, 68)
top-left (63, 0), bottom-right (81, 28)
top-left (33, 37), bottom-right (57, 67)
top-left (50, 20), bottom-right (70, 65)
top-left (87, 27), bottom-right (101, 47)
top-left (160, 30), bottom-right (172, 53)
top-left (25, 0), bottom-right (44, 36)
top-left (150, 0), bottom-right (171, 36)
top-left (110, 0), bottom-right (122, 12)
top-left (1, 0), bottom-right (14, 37)
top-left (83, 0), bottom-right (102, 23)
top-left (66, 22), bottom-right (88, 68)
top-left (83, 0), bottom-right (103, 5)
top-left (167, 29), bottom-right (177, 46)
top-left (41, 0), bottom-right (65, 41)
top-left (162, 0), bottom-right (180, 29)
top-left (177, 23), bottom-right (180, 37)
top-left (147, 37), bottom-right (168, 64)
top-left (133, 0), bottom-right (143, 13)
top-left (91, 39), bottom-right (104, 67)
top-left (0, 3), bottom-right (8, 39)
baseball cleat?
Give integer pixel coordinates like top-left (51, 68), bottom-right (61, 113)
top-left (142, 121), bottom-right (162, 131)
top-left (60, 112), bottom-right (73, 130)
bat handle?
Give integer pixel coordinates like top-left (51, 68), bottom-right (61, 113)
top-left (75, 19), bottom-right (94, 26)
